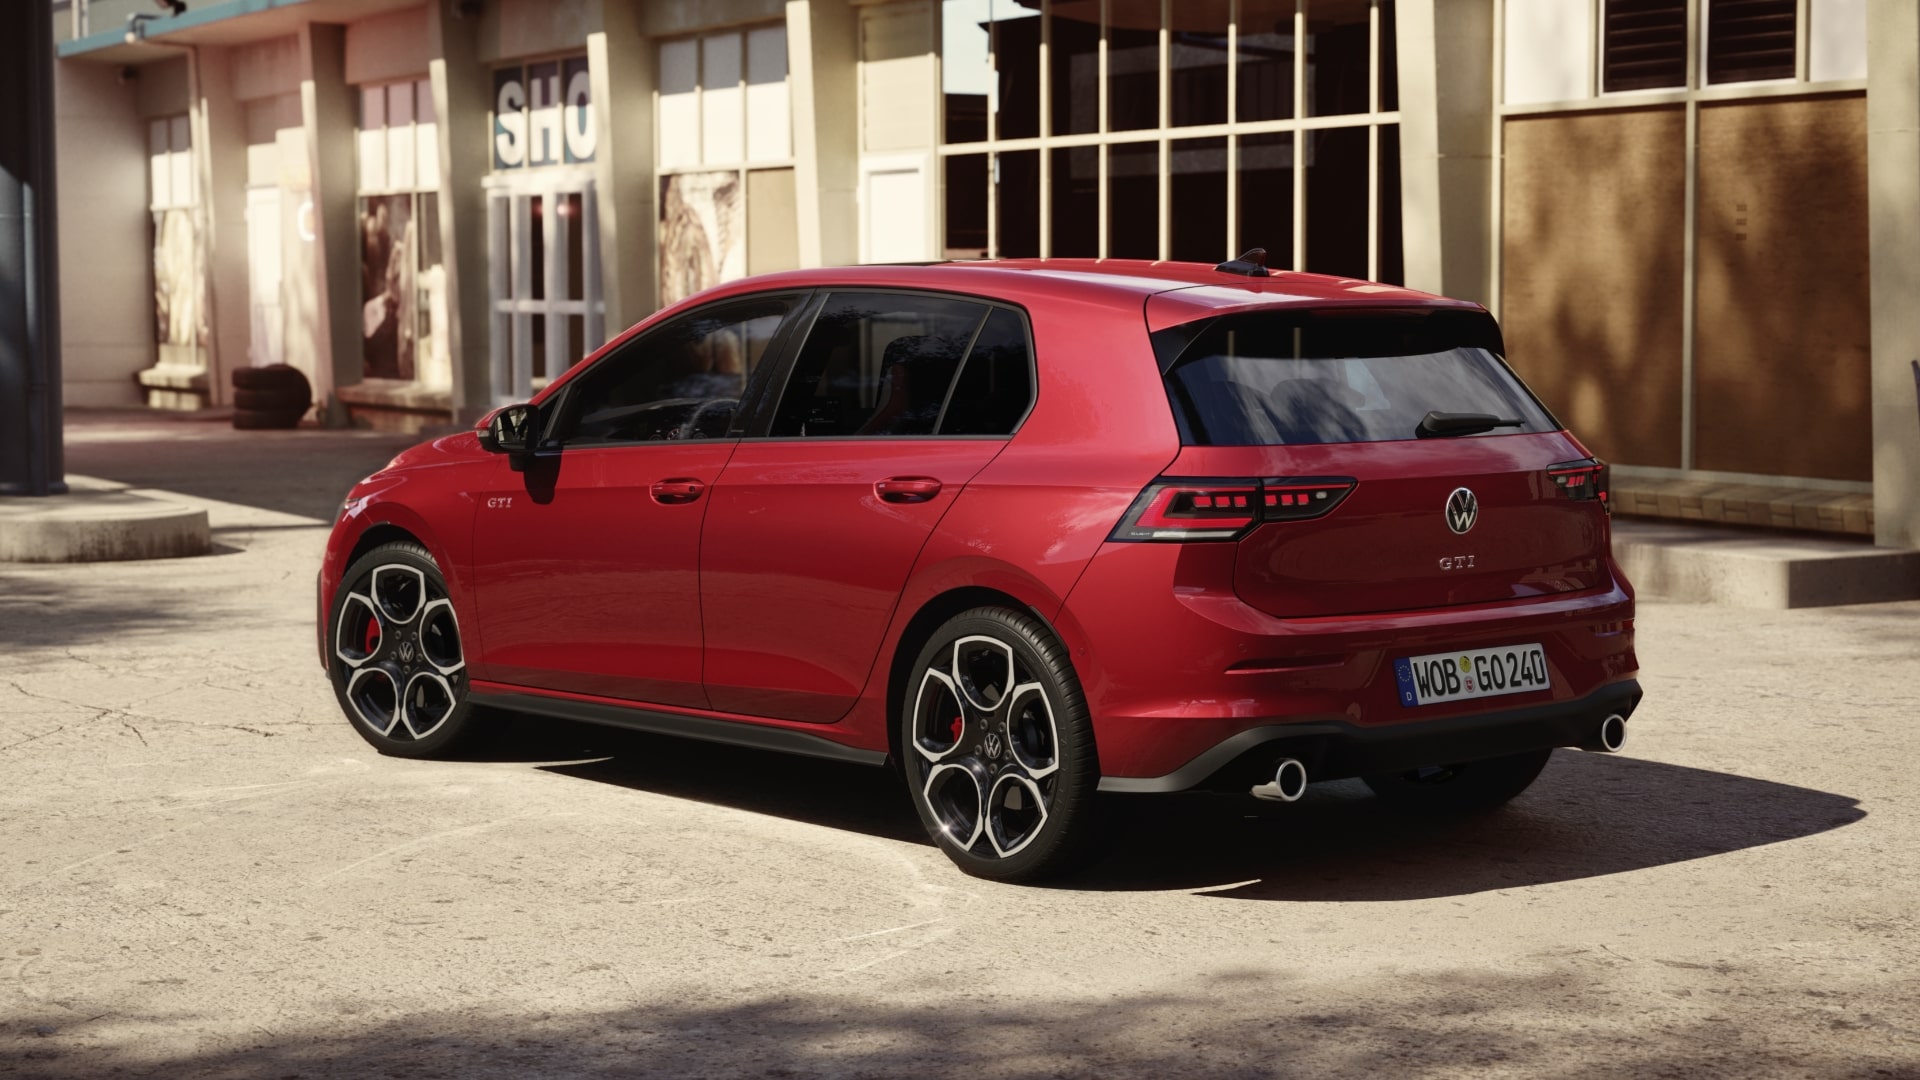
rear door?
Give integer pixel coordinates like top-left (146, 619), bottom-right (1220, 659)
top-left (1149, 305), bottom-right (1610, 617)
top-left (699, 292), bottom-right (1034, 722)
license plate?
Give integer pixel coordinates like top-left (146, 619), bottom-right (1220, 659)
top-left (1393, 643), bottom-right (1550, 707)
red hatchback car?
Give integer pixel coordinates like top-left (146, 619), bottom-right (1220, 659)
top-left (319, 256), bottom-right (1640, 881)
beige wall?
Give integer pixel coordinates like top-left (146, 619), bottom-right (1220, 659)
top-left (1501, 107), bottom-right (1689, 469)
top-left (54, 62), bottom-right (151, 408)
top-left (346, 6), bottom-right (431, 85)
top-left (1694, 94), bottom-right (1872, 482)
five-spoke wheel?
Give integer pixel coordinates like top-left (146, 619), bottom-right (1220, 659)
top-left (902, 608), bottom-right (1098, 881)
top-left (327, 541), bottom-right (481, 757)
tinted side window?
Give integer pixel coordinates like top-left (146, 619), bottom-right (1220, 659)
top-left (938, 307), bottom-right (1034, 436)
top-left (770, 293), bottom-right (987, 438)
top-left (559, 294), bottom-right (798, 444)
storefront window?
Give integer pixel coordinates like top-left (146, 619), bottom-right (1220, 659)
top-left (657, 26), bottom-right (797, 306)
top-left (357, 78), bottom-right (446, 385)
top-left (936, 0), bottom-right (1400, 280)
top-left (149, 115), bottom-right (203, 370)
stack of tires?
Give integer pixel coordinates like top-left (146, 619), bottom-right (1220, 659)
top-left (231, 365), bottom-right (313, 430)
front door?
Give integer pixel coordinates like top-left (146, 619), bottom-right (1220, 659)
top-left (485, 173), bottom-right (606, 403)
top-left (701, 291), bottom-right (1033, 722)
top-left (469, 292), bottom-right (805, 707)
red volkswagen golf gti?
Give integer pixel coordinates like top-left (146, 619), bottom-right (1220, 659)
top-left (319, 256), bottom-right (1640, 881)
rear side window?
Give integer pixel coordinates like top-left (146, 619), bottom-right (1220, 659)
top-left (769, 292), bottom-right (1033, 438)
top-left (1155, 309), bottom-right (1556, 446)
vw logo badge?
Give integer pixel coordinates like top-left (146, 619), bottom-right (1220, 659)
top-left (983, 732), bottom-right (1004, 759)
top-left (398, 640), bottom-right (416, 663)
top-left (1445, 487), bottom-right (1478, 535)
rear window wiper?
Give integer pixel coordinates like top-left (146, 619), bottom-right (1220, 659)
top-left (1416, 411), bottom-right (1526, 439)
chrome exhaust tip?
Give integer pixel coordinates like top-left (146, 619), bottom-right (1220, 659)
top-left (1579, 713), bottom-right (1627, 753)
top-left (1251, 758), bottom-right (1309, 802)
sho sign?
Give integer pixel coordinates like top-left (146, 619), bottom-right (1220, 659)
top-left (493, 57), bottom-right (596, 170)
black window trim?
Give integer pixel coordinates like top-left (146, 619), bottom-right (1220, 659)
top-left (542, 288), bottom-right (817, 450)
top-left (740, 285), bottom-right (1040, 443)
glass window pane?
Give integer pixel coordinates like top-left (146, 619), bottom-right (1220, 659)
top-left (1170, 136), bottom-right (1226, 263)
top-left (1238, 131), bottom-right (1294, 268)
top-left (526, 60), bottom-right (563, 167)
top-left (1304, 125), bottom-right (1368, 278)
top-left (771, 293), bottom-right (988, 438)
top-left (659, 39), bottom-right (701, 167)
top-left (942, 0), bottom-right (992, 142)
top-left (149, 119), bottom-right (171, 207)
top-left (1238, 1), bottom-right (1298, 122)
top-left (746, 26), bottom-right (791, 161)
top-left (1050, 145), bottom-right (1099, 257)
top-left (1604, 0), bottom-right (1687, 92)
top-left (360, 193), bottom-right (415, 380)
top-left (564, 193), bottom-right (584, 301)
top-left (945, 153), bottom-right (990, 257)
top-left (941, 307), bottom-right (1035, 435)
top-left (386, 83), bottom-right (416, 191)
top-left (1379, 0), bottom-right (1399, 111)
top-left (1051, 0), bottom-right (1102, 135)
top-left (1707, 0), bottom-right (1797, 84)
top-left (415, 78), bottom-right (436, 125)
top-left (1108, 139), bottom-right (1159, 259)
top-left (1108, 1), bottom-right (1160, 131)
top-left (996, 149), bottom-right (1040, 258)
top-left (993, 1), bottom-right (1042, 139)
top-left (1377, 124), bottom-right (1402, 284)
top-left (361, 85), bottom-right (386, 130)
top-left (1307, 0), bottom-right (1372, 117)
top-left (564, 295), bottom-right (800, 444)
top-left (1171, 0), bottom-right (1230, 127)
top-left (702, 33), bottom-right (745, 164)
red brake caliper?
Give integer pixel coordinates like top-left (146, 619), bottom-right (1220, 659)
top-left (364, 617), bottom-right (381, 654)
top-left (950, 716), bottom-right (963, 743)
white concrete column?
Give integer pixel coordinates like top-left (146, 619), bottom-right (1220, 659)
top-left (588, 2), bottom-right (657, 334)
top-left (1394, 0), bottom-right (1495, 305)
top-left (427, 0), bottom-right (498, 423)
top-left (299, 23), bottom-right (363, 425)
top-left (1867, 0), bottom-right (1920, 549)
top-left (788, 0), bottom-right (859, 268)
top-left (193, 46), bottom-right (250, 408)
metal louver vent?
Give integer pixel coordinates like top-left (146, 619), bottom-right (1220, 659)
top-left (1603, 0), bottom-right (1687, 93)
top-left (1707, 0), bottom-right (1798, 84)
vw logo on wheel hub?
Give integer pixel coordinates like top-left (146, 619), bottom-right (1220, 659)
top-left (1445, 487), bottom-right (1478, 535)
top-left (983, 731), bottom-right (1004, 759)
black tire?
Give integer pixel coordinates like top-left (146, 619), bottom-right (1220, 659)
top-left (326, 540), bottom-right (486, 758)
top-left (232, 407), bottom-right (305, 430)
top-left (233, 387), bottom-right (310, 412)
top-left (1361, 748), bottom-right (1554, 813)
top-left (899, 606), bottom-right (1100, 883)
top-left (232, 363), bottom-right (310, 393)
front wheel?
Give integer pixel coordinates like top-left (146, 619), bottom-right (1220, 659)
top-left (1361, 747), bottom-right (1554, 813)
top-left (326, 540), bottom-right (485, 758)
top-left (900, 607), bottom-right (1100, 883)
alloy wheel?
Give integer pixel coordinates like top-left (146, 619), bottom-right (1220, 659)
top-left (909, 634), bottom-right (1063, 859)
top-left (332, 562), bottom-right (467, 742)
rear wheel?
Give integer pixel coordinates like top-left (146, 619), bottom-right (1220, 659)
top-left (900, 607), bottom-right (1099, 882)
top-left (326, 541), bottom-right (484, 758)
top-left (1361, 748), bottom-right (1553, 813)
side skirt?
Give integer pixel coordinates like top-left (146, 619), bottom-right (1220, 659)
top-left (469, 686), bottom-right (889, 768)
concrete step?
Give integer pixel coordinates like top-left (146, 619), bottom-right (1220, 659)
top-left (0, 476), bottom-right (210, 563)
top-left (1612, 518), bottom-right (1920, 609)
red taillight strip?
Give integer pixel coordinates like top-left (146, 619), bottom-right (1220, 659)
top-left (1110, 476), bottom-right (1356, 543)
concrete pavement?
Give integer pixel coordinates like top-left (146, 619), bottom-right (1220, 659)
top-left (2, 413), bottom-right (1917, 1078)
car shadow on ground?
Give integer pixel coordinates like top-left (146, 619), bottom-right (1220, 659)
top-left (471, 711), bottom-right (1863, 901)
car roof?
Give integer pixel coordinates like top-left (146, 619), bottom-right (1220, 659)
top-left (688, 259), bottom-right (1482, 330)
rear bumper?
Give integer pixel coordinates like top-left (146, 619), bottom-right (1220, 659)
top-left (1097, 678), bottom-right (1643, 793)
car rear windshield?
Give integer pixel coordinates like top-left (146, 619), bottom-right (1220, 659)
top-left (1153, 308), bottom-right (1558, 446)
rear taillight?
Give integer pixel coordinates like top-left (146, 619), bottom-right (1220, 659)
top-left (1111, 477), bottom-right (1355, 542)
top-left (1548, 458), bottom-right (1610, 511)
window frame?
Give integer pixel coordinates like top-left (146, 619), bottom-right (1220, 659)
top-left (741, 286), bottom-right (1041, 442)
top-left (543, 288), bottom-right (815, 449)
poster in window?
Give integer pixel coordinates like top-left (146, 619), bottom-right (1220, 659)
top-left (153, 208), bottom-right (204, 364)
top-left (659, 171), bottom-right (744, 307)
top-left (361, 193), bottom-right (416, 380)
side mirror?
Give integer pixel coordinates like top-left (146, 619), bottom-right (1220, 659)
top-left (481, 403), bottom-right (540, 462)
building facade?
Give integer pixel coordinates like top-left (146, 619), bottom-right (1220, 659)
top-left (48, 0), bottom-right (1920, 550)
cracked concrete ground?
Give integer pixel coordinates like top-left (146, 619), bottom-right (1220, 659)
top-left (2, 411), bottom-right (1918, 1078)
